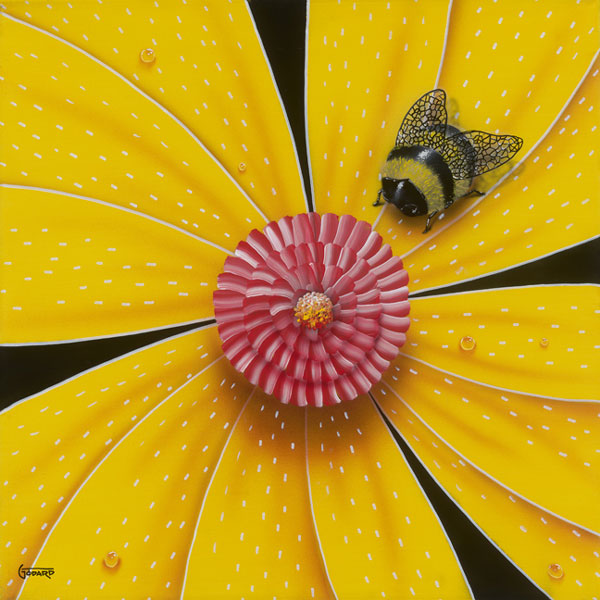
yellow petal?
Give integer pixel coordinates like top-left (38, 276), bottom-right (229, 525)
top-left (402, 55), bottom-right (599, 292)
top-left (305, 0), bottom-right (449, 227)
top-left (182, 391), bottom-right (335, 599)
top-left (0, 326), bottom-right (249, 597)
top-left (438, 0), bottom-right (599, 160)
top-left (306, 396), bottom-right (473, 598)
top-left (4, 4), bottom-right (307, 218)
top-left (382, 356), bottom-right (600, 533)
top-left (0, 10), bottom-right (276, 250)
top-left (372, 385), bottom-right (600, 600)
top-left (406, 285), bottom-right (599, 400)
top-left (0, 187), bottom-right (227, 343)
top-left (10, 361), bottom-right (251, 599)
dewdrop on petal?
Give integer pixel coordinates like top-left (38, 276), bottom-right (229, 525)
top-left (139, 48), bottom-right (156, 63)
top-left (103, 551), bottom-right (120, 569)
top-left (547, 563), bottom-right (564, 580)
top-left (459, 335), bottom-right (476, 352)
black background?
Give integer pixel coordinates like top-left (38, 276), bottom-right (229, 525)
top-left (2, 1), bottom-right (598, 598)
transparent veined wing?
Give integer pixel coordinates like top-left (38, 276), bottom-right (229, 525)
top-left (443, 130), bottom-right (523, 179)
top-left (395, 89), bottom-right (448, 151)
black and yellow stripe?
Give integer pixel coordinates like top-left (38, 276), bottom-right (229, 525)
top-left (381, 145), bottom-right (468, 212)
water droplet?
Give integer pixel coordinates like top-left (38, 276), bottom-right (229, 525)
top-left (459, 336), bottom-right (476, 352)
top-left (104, 551), bottom-right (120, 569)
top-left (238, 162), bottom-right (247, 173)
top-left (539, 338), bottom-right (549, 348)
top-left (547, 563), bottom-right (564, 579)
top-left (139, 48), bottom-right (156, 64)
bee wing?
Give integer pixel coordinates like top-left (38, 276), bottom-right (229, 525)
top-left (442, 130), bottom-right (524, 179)
top-left (395, 89), bottom-right (448, 150)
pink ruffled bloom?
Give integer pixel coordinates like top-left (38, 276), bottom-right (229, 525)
top-left (214, 213), bottom-right (410, 406)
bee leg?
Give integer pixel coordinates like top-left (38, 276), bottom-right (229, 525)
top-left (373, 189), bottom-right (384, 206)
top-left (423, 210), bottom-right (439, 234)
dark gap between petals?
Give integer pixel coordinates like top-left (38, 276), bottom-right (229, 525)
top-left (250, 0), bottom-right (314, 212)
top-left (0, 320), bottom-right (215, 409)
top-left (370, 393), bottom-right (551, 600)
top-left (409, 237), bottom-right (600, 299)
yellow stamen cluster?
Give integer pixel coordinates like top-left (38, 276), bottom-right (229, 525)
top-left (294, 292), bottom-right (333, 330)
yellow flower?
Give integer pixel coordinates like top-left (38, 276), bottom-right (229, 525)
top-left (1, 1), bottom-right (599, 599)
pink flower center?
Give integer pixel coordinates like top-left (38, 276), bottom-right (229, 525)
top-left (294, 291), bottom-right (334, 330)
top-left (213, 213), bottom-right (410, 407)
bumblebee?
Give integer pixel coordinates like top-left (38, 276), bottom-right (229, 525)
top-left (373, 89), bottom-right (523, 232)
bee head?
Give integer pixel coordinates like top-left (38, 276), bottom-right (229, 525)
top-left (381, 177), bottom-right (427, 217)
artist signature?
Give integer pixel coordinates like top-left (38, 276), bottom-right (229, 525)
top-left (18, 564), bottom-right (55, 579)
